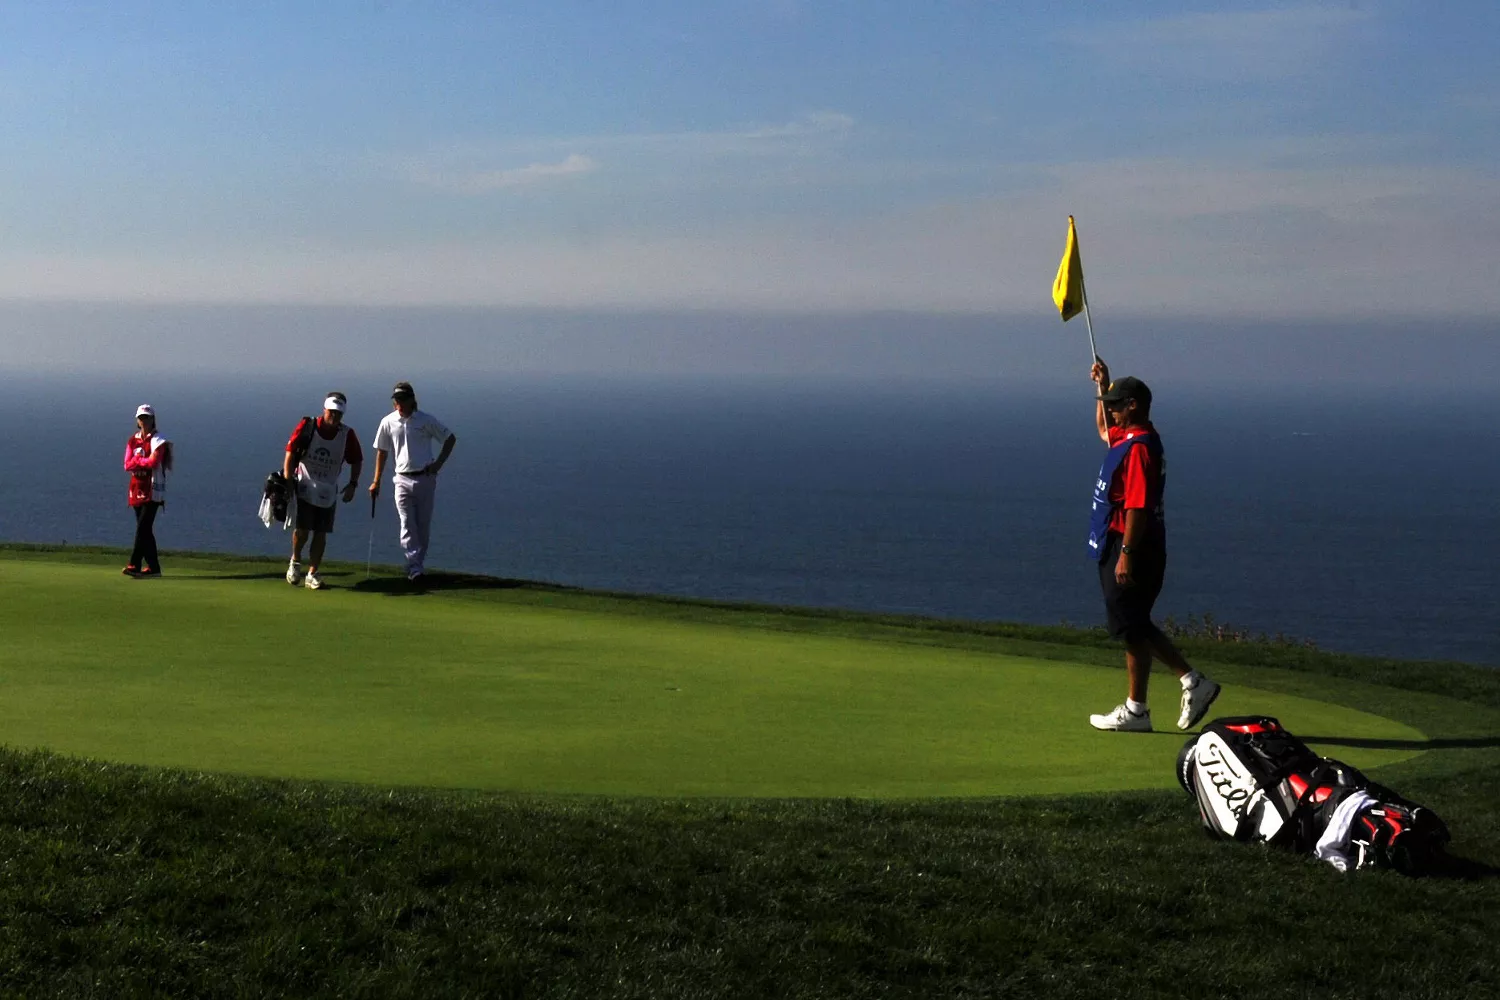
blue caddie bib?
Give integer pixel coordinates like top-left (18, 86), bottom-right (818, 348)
top-left (1087, 430), bottom-right (1164, 561)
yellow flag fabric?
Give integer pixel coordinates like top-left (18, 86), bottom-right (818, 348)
top-left (1052, 215), bottom-right (1084, 322)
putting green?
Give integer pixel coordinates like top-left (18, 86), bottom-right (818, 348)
top-left (0, 558), bottom-right (1426, 797)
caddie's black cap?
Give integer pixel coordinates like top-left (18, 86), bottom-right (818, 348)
top-left (1100, 376), bottom-right (1152, 406)
top-left (391, 381), bottom-right (415, 399)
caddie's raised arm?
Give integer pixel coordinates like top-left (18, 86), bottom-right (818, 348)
top-left (1091, 358), bottom-right (1112, 443)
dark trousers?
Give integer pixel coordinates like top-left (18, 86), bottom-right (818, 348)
top-left (130, 501), bottom-right (162, 571)
top-left (1098, 530), bottom-right (1166, 641)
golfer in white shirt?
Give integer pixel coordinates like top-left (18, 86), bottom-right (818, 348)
top-left (368, 381), bottom-right (457, 582)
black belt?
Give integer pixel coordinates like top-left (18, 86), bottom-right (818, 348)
top-left (396, 469), bottom-right (432, 477)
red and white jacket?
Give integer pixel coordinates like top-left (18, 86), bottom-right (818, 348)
top-left (124, 432), bottom-right (171, 506)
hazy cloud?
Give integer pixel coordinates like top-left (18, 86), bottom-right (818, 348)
top-left (1084, 5), bottom-right (1377, 80)
top-left (404, 112), bottom-right (857, 178)
top-left (413, 153), bottom-right (599, 195)
top-left (738, 111), bottom-right (855, 142)
top-left (6, 146), bottom-right (1498, 321)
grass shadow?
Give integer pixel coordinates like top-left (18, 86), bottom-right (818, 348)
top-left (1302, 736), bottom-right (1500, 751)
top-left (1424, 853), bottom-right (1500, 880)
top-left (175, 572), bottom-right (289, 582)
top-left (349, 572), bottom-right (528, 597)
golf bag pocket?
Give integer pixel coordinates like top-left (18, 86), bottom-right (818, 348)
top-left (1346, 798), bottom-right (1450, 875)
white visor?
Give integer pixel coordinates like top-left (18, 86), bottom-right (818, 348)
top-left (323, 396), bottom-right (346, 413)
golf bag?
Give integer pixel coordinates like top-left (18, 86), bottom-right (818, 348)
top-left (1177, 716), bottom-right (1449, 875)
top-left (259, 471), bottom-right (295, 530)
top-left (258, 415), bottom-right (315, 530)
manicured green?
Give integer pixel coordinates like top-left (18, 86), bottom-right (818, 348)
top-left (2, 546), bottom-right (1498, 998)
top-left (1, 552), bottom-right (1424, 797)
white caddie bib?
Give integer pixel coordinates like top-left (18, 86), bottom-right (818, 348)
top-left (297, 423), bottom-right (350, 508)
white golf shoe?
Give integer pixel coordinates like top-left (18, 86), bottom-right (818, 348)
top-left (1089, 703), bottom-right (1152, 732)
top-left (286, 560), bottom-right (304, 585)
top-left (304, 570), bottom-right (323, 591)
top-left (1178, 675), bottom-right (1222, 731)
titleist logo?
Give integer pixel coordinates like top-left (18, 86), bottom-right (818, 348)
top-left (1196, 738), bottom-right (1256, 820)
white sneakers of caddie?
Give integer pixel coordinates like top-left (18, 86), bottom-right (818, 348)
top-left (1089, 704), bottom-right (1153, 732)
top-left (287, 561), bottom-right (323, 590)
top-left (1090, 675), bottom-right (1222, 733)
top-left (1178, 675), bottom-right (1222, 731)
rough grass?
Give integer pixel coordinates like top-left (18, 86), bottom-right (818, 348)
top-left (1, 545), bottom-right (1498, 998)
top-left (1, 751), bottom-right (1496, 999)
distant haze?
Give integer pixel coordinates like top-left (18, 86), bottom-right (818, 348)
top-left (0, 301), bottom-right (1495, 389)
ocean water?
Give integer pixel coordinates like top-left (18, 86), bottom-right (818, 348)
top-left (3, 374), bottom-right (1495, 666)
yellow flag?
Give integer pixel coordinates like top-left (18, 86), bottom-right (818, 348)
top-left (1052, 215), bottom-right (1084, 321)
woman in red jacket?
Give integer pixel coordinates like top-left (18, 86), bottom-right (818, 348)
top-left (123, 404), bottom-right (173, 577)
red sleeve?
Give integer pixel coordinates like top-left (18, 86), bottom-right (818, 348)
top-left (345, 430), bottom-right (363, 465)
top-left (1120, 441), bottom-right (1159, 510)
top-left (124, 437), bottom-right (162, 471)
top-left (286, 417), bottom-right (312, 454)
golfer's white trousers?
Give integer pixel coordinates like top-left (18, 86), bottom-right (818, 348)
top-left (393, 474), bottom-right (438, 577)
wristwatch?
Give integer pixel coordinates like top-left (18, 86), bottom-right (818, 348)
top-left (1120, 544), bottom-right (1134, 555)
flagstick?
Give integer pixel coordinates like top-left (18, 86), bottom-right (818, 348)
top-left (1080, 274), bottom-right (1100, 364)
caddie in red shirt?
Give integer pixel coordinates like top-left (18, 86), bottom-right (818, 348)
top-left (1085, 359), bottom-right (1221, 733)
top-left (283, 392), bottom-right (363, 591)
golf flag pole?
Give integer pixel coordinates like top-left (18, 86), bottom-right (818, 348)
top-left (1052, 215), bottom-right (1099, 363)
top-left (1081, 281), bottom-right (1099, 366)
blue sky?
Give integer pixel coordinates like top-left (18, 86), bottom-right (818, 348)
top-left (2, 1), bottom-right (1498, 323)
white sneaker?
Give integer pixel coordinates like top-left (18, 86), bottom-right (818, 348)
top-left (1090, 703), bottom-right (1152, 732)
top-left (304, 570), bottom-right (323, 591)
top-left (1178, 676), bottom-right (1222, 731)
top-left (286, 561), bottom-right (304, 585)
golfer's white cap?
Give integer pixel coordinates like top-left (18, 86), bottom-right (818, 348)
top-left (323, 395), bottom-right (346, 413)
top-left (135, 404), bottom-right (155, 418)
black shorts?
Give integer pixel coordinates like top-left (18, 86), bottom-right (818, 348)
top-left (295, 500), bottom-right (337, 533)
top-left (1098, 532), bottom-right (1165, 641)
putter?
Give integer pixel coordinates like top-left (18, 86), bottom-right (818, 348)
top-left (365, 490), bottom-right (376, 580)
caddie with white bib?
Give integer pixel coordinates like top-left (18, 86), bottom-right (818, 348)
top-left (282, 393), bottom-right (364, 591)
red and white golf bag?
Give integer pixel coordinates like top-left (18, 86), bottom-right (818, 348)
top-left (1177, 716), bottom-right (1449, 875)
